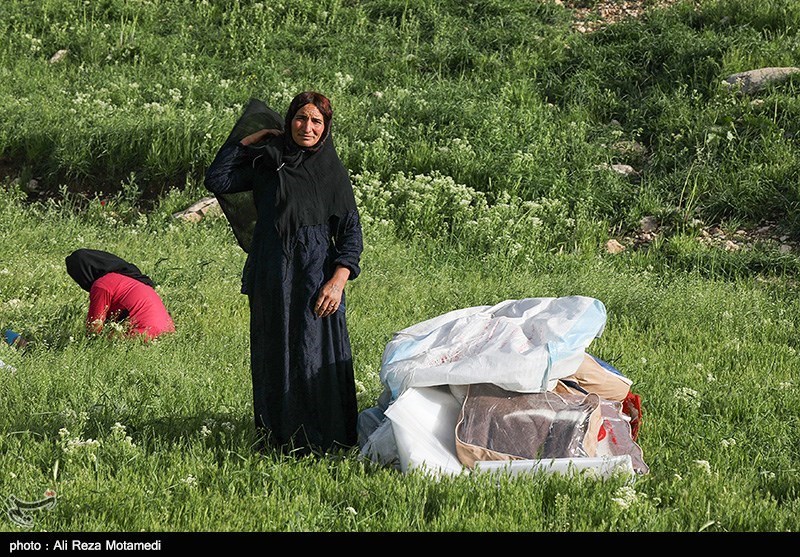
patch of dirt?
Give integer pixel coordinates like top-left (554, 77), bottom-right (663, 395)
top-left (557, 0), bottom-right (694, 33)
top-left (606, 216), bottom-right (798, 257)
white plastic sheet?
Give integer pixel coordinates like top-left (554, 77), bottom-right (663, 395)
top-left (380, 296), bottom-right (607, 399)
top-left (473, 455), bottom-right (635, 479)
top-left (382, 386), bottom-right (465, 475)
top-left (359, 296), bottom-right (637, 478)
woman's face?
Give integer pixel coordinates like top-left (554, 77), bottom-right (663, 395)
top-left (291, 103), bottom-right (325, 147)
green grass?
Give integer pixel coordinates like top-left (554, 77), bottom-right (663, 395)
top-left (1, 0), bottom-right (800, 532)
top-left (4, 0), bottom-right (800, 239)
top-left (2, 183), bottom-right (799, 532)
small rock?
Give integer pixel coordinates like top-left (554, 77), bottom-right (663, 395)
top-left (780, 244), bottom-right (792, 254)
top-left (610, 163), bottom-right (637, 177)
top-left (172, 196), bottom-right (221, 222)
top-left (723, 67), bottom-right (800, 95)
top-left (49, 49), bottom-right (69, 64)
top-left (639, 216), bottom-right (658, 234)
top-left (606, 239), bottom-right (625, 254)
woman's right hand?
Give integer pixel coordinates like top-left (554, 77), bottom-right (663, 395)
top-left (240, 128), bottom-right (281, 146)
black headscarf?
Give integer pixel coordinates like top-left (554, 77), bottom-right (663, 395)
top-left (212, 96), bottom-right (356, 254)
top-left (65, 249), bottom-right (155, 292)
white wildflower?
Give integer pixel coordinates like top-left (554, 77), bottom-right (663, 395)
top-left (111, 422), bottom-right (135, 446)
top-left (611, 485), bottom-right (639, 509)
top-left (200, 425), bottom-right (212, 438)
top-left (334, 72), bottom-right (353, 89)
top-left (693, 460), bottom-right (711, 475)
top-left (63, 438), bottom-right (101, 454)
top-left (143, 102), bottom-right (165, 113)
top-left (720, 437), bottom-right (736, 448)
top-left (674, 387), bottom-right (701, 408)
top-left (60, 409), bottom-right (77, 420)
top-left (354, 380), bottom-right (366, 395)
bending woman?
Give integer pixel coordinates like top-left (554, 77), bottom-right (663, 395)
top-left (205, 91), bottom-right (363, 457)
top-left (66, 249), bottom-right (175, 341)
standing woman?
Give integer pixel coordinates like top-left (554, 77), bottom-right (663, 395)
top-left (205, 92), bottom-right (363, 456)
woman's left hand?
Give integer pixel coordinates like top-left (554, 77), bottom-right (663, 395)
top-left (314, 281), bottom-right (343, 318)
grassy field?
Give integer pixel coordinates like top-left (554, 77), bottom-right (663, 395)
top-left (1, 0), bottom-right (799, 533)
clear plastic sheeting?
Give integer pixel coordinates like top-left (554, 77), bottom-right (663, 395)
top-left (455, 386), bottom-right (603, 468)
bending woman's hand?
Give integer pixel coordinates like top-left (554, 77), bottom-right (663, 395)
top-left (240, 128), bottom-right (281, 146)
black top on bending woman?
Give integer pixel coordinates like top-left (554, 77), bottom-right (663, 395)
top-left (205, 91), bottom-right (363, 457)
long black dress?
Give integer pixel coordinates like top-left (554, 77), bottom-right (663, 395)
top-left (205, 137), bottom-right (363, 456)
